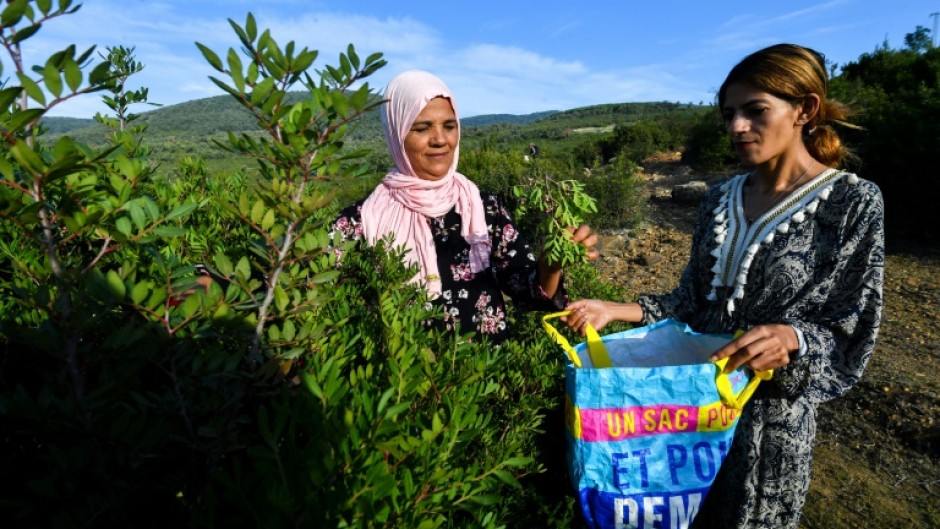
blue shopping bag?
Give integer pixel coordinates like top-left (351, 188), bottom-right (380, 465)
top-left (542, 313), bottom-right (771, 529)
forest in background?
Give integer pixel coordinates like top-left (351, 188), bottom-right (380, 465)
top-left (3, 1), bottom-right (938, 526)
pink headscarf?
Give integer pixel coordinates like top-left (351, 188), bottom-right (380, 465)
top-left (360, 70), bottom-right (490, 296)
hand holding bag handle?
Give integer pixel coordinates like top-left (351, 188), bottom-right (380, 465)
top-left (712, 329), bottom-right (773, 410)
top-left (541, 311), bottom-right (612, 368)
top-left (541, 312), bottom-right (771, 410)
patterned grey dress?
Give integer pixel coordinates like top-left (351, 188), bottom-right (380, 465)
top-left (637, 169), bottom-right (885, 529)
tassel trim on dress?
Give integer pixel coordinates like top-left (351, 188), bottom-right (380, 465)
top-left (705, 169), bottom-right (853, 316)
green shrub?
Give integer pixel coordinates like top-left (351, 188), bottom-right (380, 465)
top-left (681, 110), bottom-right (737, 172)
top-left (830, 39), bottom-right (940, 244)
top-left (1, 6), bottom-right (632, 527)
top-left (582, 156), bottom-right (644, 231)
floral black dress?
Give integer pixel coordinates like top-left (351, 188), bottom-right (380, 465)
top-left (331, 192), bottom-right (567, 344)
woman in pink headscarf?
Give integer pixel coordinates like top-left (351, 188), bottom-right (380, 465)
top-left (331, 70), bottom-right (597, 343)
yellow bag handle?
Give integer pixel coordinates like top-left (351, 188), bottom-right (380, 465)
top-left (542, 313), bottom-right (771, 410)
top-left (713, 330), bottom-right (773, 410)
top-left (541, 311), bottom-right (612, 368)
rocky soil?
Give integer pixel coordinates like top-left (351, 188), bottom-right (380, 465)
top-left (591, 154), bottom-right (939, 528)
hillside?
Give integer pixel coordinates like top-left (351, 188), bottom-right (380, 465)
top-left (462, 110), bottom-right (559, 127)
top-left (41, 96), bottom-right (680, 146)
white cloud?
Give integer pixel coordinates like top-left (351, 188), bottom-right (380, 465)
top-left (455, 44), bottom-right (586, 76)
top-left (15, 2), bottom-right (731, 118)
top-left (259, 12), bottom-right (440, 62)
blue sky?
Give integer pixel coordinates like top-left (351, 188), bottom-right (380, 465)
top-left (8, 0), bottom-right (939, 118)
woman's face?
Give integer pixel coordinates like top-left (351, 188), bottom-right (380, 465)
top-left (404, 97), bottom-right (459, 180)
top-left (722, 83), bottom-right (804, 167)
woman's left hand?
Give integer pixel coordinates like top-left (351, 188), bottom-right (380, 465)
top-left (709, 324), bottom-right (800, 373)
top-left (545, 224), bottom-right (599, 270)
top-left (570, 224), bottom-right (600, 263)
top-left (539, 224), bottom-right (599, 298)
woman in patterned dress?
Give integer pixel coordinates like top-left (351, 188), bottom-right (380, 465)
top-left (331, 70), bottom-right (597, 344)
top-left (564, 44), bottom-right (885, 529)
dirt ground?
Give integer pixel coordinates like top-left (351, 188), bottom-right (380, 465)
top-left (591, 155), bottom-right (939, 528)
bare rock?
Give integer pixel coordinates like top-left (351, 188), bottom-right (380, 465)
top-left (671, 181), bottom-right (709, 206)
top-left (596, 233), bottom-right (627, 255)
top-left (637, 252), bottom-right (663, 267)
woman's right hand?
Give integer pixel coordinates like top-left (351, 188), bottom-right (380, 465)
top-left (563, 299), bottom-right (614, 336)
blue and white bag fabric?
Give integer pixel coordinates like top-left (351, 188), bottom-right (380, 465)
top-left (542, 314), bottom-right (771, 529)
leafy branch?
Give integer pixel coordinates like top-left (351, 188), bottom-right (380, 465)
top-left (512, 165), bottom-right (598, 268)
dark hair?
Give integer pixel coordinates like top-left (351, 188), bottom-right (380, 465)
top-left (718, 43), bottom-right (856, 168)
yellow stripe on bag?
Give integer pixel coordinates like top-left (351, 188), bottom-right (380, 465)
top-left (542, 311), bottom-right (612, 368)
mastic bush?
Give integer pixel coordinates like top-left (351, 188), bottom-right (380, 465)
top-left (0, 5), bottom-right (623, 528)
top-left (829, 39), bottom-right (940, 245)
top-left (681, 110), bottom-right (737, 172)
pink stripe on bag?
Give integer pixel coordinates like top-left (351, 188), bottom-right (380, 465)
top-left (579, 405), bottom-right (699, 442)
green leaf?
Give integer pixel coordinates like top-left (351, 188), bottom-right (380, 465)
top-left (502, 456), bottom-right (533, 467)
top-left (16, 74), bottom-right (46, 106)
top-left (42, 61), bottom-right (63, 98)
top-left (261, 208), bottom-right (275, 230)
top-left (179, 291), bottom-right (201, 317)
top-left (146, 287), bottom-right (166, 310)
top-left (245, 12), bottom-right (257, 41)
top-left (106, 270), bottom-right (126, 299)
top-left (10, 23), bottom-right (40, 45)
top-left (195, 42), bottom-right (224, 71)
top-left (234, 256), bottom-right (251, 280)
top-left (115, 217), bottom-right (132, 237)
top-left (9, 140), bottom-right (46, 176)
top-left (384, 402), bottom-right (411, 420)
top-left (311, 270), bottom-right (339, 284)
top-left (468, 494), bottom-right (500, 506)
top-left (63, 58), bottom-right (81, 92)
top-left (88, 60), bottom-right (111, 85)
top-left (249, 76), bottom-right (275, 106)
top-left (249, 200), bottom-right (264, 224)
top-left (142, 197), bottom-right (160, 221)
top-left (0, 86), bottom-right (22, 109)
top-left (339, 53), bottom-right (351, 78)
top-left (153, 226), bottom-right (186, 237)
top-left (376, 387), bottom-right (395, 414)
top-left (274, 285), bottom-right (288, 312)
top-left (230, 17), bottom-right (253, 51)
top-left (130, 281), bottom-right (150, 305)
top-left (214, 252), bottom-right (234, 277)
top-left (492, 469), bottom-right (522, 489)
top-left (226, 48), bottom-right (244, 92)
top-left (127, 201), bottom-right (146, 230)
top-left (166, 201), bottom-right (197, 221)
top-left (237, 193), bottom-right (251, 216)
top-left (302, 371), bottom-right (324, 400)
top-left (76, 45), bottom-right (96, 66)
top-left (1, 0), bottom-right (27, 27)
top-left (5, 108), bottom-right (45, 134)
top-left (347, 43), bottom-right (359, 69)
top-left (0, 156), bottom-right (13, 180)
top-left (281, 319), bottom-right (296, 341)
